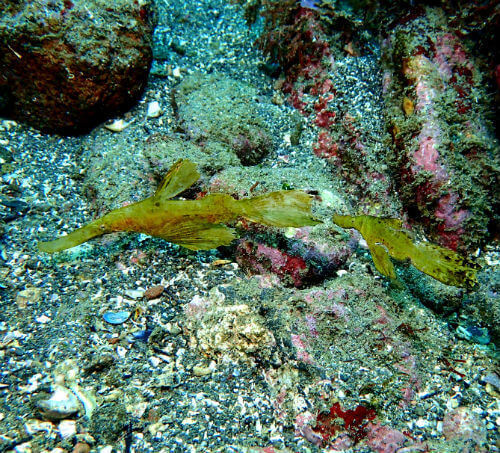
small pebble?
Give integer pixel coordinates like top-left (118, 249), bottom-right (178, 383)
top-left (37, 385), bottom-right (81, 421)
top-left (173, 66), bottom-right (181, 78)
top-left (131, 329), bottom-right (152, 342)
top-left (58, 419), bottom-right (76, 439)
top-left (124, 289), bottom-right (144, 299)
top-left (73, 443), bottom-right (91, 453)
top-left (144, 285), bottom-right (164, 300)
top-left (16, 287), bottom-right (42, 308)
top-left (192, 365), bottom-right (213, 377)
top-left (147, 101), bottom-right (162, 118)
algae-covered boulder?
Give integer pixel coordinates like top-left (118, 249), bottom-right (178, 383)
top-left (0, 0), bottom-right (155, 134)
top-left (173, 73), bottom-right (274, 165)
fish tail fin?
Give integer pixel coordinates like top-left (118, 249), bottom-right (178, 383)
top-left (38, 219), bottom-right (107, 253)
top-left (237, 190), bottom-right (320, 228)
top-left (410, 241), bottom-right (479, 289)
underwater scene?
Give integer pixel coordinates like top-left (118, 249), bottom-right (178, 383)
top-left (0, 0), bottom-right (499, 451)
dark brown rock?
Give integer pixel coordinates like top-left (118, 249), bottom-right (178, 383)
top-left (0, 0), bottom-right (155, 134)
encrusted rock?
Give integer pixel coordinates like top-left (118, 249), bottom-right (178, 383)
top-left (184, 288), bottom-right (276, 364)
top-left (381, 12), bottom-right (500, 252)
top-left (174, 73), bottom-right (274, 165)
top-left (0, 0), bottom-right (155, 134)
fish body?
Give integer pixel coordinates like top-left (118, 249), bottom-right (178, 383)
top-left (39, 159), bottom-right (320, 253)
top-left (332, 214), bottom-right (479, 289)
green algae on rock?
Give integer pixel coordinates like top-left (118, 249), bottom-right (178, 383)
top-left (332, 214), bottom-right (479, 290)
top-left (38, 159), bottom-right (320, 253)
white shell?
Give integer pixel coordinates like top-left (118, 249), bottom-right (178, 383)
top-left (37, 385), bottom-right (81, 420)
top-left (58, 419), bottom-right (77, 439)
top-left (103, 119), bottom-right (131, 132)
top-left (147, 101), bottom-right (162, 118)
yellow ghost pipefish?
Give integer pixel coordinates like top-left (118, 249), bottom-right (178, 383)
top-left (38, 159), bottom-right (321, 253)
top-left (332, 214), bottom-right (479, 290)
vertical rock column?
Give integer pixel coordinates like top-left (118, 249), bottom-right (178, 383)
top-left (381, 7), bottom-right (500, 252)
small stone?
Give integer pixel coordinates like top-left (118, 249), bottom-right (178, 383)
top-left (73, 443), bottom-right (91, 453)
top-left (149, 356), bottom-right (161, 367)
top-left (124, 289), bottom-right (143, 299)
top-left (172, 66), bottom-right (181, 78)
top-left (482, 372), bottom-right (500, 391)
top-left (25, 419), bottom-right (54, 435)
top-left (146, 101), bottom-right (162, 118)
top-left (58, 419), bottom-right (77, 439)
top-left (16, 287), bottom-right (42, 308)
top-left (35, 314), bottom-right (51, 324)
top-left (37, 385), bottom-right (81, 421)
top-left (116, 346), bottom-right (127, 358)
top-left (84, 353), bottom-right (116, 375)
top-left (144, 285), bottom-right (164, 300)
top-left (192, 365), bottom-right (213, 377)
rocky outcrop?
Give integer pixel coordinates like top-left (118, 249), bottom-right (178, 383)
top-left (0, 0), bottom-right (155, 134)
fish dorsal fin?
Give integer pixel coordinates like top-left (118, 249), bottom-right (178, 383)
top-left (383, 218), bottom-right (403, 230)
top-left (155, 159), bottom-right (200, 200)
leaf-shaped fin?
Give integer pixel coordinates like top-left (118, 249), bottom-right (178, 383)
top-left (332, 214), bottom-right (358, 229)
top-left (332, 213), bottom-right (478, 288)
top-left (155, 159), bottom-right (200, 200)
top-left (369, 242), bottom-right (397, 280)
top-left (155, 221), bottom-right (237, 250)
top-left (411, 241), bottom-right (479, 289)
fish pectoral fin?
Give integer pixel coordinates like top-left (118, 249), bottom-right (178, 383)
top-left (369, 241), bottom-right (397, 280)
top-left (155, 159), bottom-right (200, 200)
top-left (158, 222), bottom-right (237, 250)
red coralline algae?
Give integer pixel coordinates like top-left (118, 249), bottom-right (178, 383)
top-left (259, 2), bottom-right (400, 214)
top-left (234, 228), bottom-right (351, 288)
top-left (382, 15), bottom-right (499, 252)
top-left (291, 334), bottom-right (314, 364)
top-left (442, 407), bottom-right (488, 451)
top-left (236, 240), bottom-right (309, 288)
top-left (258, 1), bottom-right (499, 252)
top-left (314, 402), bottom-right (376, 445)
top-left (313, 130), bottom-right (338, 159)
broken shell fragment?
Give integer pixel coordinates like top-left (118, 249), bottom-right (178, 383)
top-left (103, 119), bottom-right (132, 132)
top-left (36, 385), bottom-right (82, 421)
top-left (146, 101), bottom-right (162, 118)
top-left (103, 311), bottom-right (130, 325)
